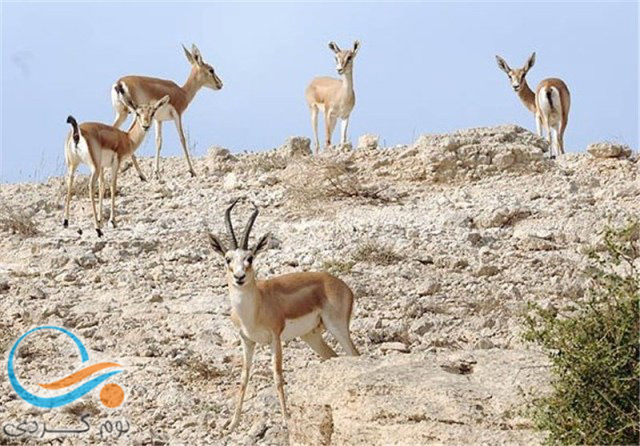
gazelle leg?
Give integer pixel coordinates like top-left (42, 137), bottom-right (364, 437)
top-left (322, 314), bottom-right (360, 356)
top-left (173, 113), bottom-right (197, 177)
top-left (98, 168), bottom-right (105, 225)
top-left (544, 119), bottom-right (555, 159)
top-left (325, 112), bottom-right (337, 149)
top-left (88, 169), bottom-right (102, 237)
top-left (63, 164), bottom-right (77, 228)
top-left (130, 154), bottom-right (147, 182)
top-left (229, 334), bottom-right (255, 431)
top-left (109, 159), bottom-right (119, 228)
top-left (551, 126), bottom-right (560, 159)
top-left (270, 335), bottom-right (289, 424)
top-left (558, 120), bottom-right (567, 155)
top-left (340, 117), bottom-right (350, 145)
top-left (310, 106), bottom-right (320, 154)
top-left (301, 328), bottom-right (337, 360)
top-left (154, 121), bottom-right (163, 179)
top-left (535, 113), bottom-right (543, 137)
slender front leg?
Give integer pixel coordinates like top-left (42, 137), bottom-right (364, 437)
top-left (154, 121), bottom-right (163, 179)
top-left (109, 161), bottom-right (119, 228)
top-left (130, 154), bottom-right (147, 182)
top-left (325, 112), bottom-right (337, 149)
top-left (558, 119), bottom-right (568, 155)
top-left (270, 335), bottom-right (289, 424)
top-left (88, 170), bottom-right (102, 237)
top-left (340, 117), bottom-right (350, 145)
top-left (310, 106), bottom-right (320, 154)
top-left (229, 334), bottom-right (255, 431)
top-left (173, 113), bottom-right (197, 177)
top-left (535, 113), bottom-right (543, 137)
top-left (63, 164), bottom-right (77, 228)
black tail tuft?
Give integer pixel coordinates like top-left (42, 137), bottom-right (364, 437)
top-left (114, 82), bottom-right (125, 96)
top-left (66, 115), bottom-right (80, 145)
top-left (546, 89), bottom-right (554, 111)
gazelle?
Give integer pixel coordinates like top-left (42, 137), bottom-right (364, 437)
top-left (111, 44), bottom-right (223, 179)
top-left (64, 87), bottom-right (169, 236)
top-left (208, 200), bottom-right (359, 430)
top-left (496, 52), bottom-right (571, 159)
top-left (305, 40), bottom-right (360, 153)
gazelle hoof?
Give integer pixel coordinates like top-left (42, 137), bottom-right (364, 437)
top-left (63, 219), bottom-right (69, 228)
top-left (139, 175), bottom-right (147, 182)
top-left (77, 228), bottom-right (83, 235)
top-left (109, 220), bottom-right (116, 229)
top-left (96, 228), bottom-right (103, 238)
top-left (189, 169), bottom-right (196, 177)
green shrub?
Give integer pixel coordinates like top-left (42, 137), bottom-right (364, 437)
top-left (523, 222), bottom-right (639, 445)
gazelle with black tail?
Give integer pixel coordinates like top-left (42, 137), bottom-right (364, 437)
top-left (305, 40), bottom-right (360, 153)
top-left (496, 52), bottom-right (571, 159)
top-left (64, 87), bottom-right (169, 236)
top-left (208, 199), bottom-right (359, 430)
top-left (111, 44), bottom-right (223, 179)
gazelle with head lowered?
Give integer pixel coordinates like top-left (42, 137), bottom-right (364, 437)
top-left (496, 52), bottom-right (571, 159)
top-left (64, 87), bottom-right (169, 236)
top-left (208, 200), bottom-right (359, 430)
top-left (112, 44), bottom-right (223, 179)
top-left (305, 40), bottom-right (360, 153)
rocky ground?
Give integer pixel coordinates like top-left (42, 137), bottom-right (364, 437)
top-left (0, 125), bottom-right (637, 445)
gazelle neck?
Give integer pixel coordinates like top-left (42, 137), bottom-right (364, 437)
top-left (126, 120), bottom-right (147, 153)
top-left (229, 279), bottom-right (261, 322)
top-left (341, 69), bottom-right (354, 95)
top-left (182, 66), bottom-right (204, 106)
top-left (517, 80), bottom-right (537, 114)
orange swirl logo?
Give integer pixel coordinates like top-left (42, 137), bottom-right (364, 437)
top-left (7, 326), bottom-right (124, 409)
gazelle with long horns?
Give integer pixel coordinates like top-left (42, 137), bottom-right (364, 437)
top-left (208, 200), bottom-right (359, 430)
top-left (111, 44), bottom-right (223, 179)
top-left (495, 52), bottom-right (571, 159)
top-left (305, 40), bottom-right (360, 153)
top-left (64, 86), bottom-right (169, 236)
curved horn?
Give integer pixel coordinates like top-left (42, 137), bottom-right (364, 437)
top-left (225, 199), bottom-right (240, 249)
top-left (241, 204), bottom-right (259, 249)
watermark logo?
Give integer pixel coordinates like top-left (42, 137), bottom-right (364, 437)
top-left (7, 326), bottom-right (124, 409)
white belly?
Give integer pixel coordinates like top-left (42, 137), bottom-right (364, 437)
top-left (153, 104), bottom-right (176, 122)
top-left (281, 311), bottom-right (321, 342)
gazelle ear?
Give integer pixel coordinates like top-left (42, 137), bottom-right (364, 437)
top-left (352, 40), bottom-right (360, 54)
top-left (328, 41), bottom-right (341, 54)
top-left (208, 233), bottom-right (227, 257)
top-left (495, 55), bottom-right (510, 73)
top-left (191, 44), bottom-right (203, 64)
top-left (252, 233), bottom-right (270, 256)
top-left (154, 95), bottom-right (170, 110)
top-left (524, 52), bottom-right (536, 72)
top-left (182, 44), bottom-right (195, 64)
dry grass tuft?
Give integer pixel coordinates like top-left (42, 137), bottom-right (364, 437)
top-left (185, 355), bottom-right (224, 382)
top-left (352, 240), bottom-right (404, 266)
top-left (0, 205), bottom-right (39, 236)
top-left (64, 400), bottom-right (101, 417)
top-left (285, 157), bottom-right (395, 216)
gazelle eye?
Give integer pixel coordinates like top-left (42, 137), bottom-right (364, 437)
top-left (246, 256), bottom-right (254, 264)
top-left (225, 258), bottom-right (231, 265)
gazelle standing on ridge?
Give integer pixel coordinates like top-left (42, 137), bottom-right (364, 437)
top-left (64, 87), bottom-right (169, 237)
top-left (305, 40), bottom-right (360, 153)
top-left (111, 44), bottom-right (223, 179)
top-left (208, 200), bottom-right (359, 430)
top-left (496, 52), bottom-right (571, 159)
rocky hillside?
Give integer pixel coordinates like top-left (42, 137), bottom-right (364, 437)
top-left (0, 125), bottom-right (637, 445)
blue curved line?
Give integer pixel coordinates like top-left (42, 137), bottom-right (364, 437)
top-left (7, 326), bottom-right (120, 408)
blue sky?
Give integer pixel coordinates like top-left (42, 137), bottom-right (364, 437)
top-left (1, 1), bottom-right (638, 183)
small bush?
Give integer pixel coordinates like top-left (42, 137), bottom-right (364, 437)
top-left (0, 205), bottom-right (39, 236)
top-left (523, 222), bottom-right (640, 445)
top-left (352, 241), bottom-right (404, 266)
top-left (321, 259), bottom-right (355, 275)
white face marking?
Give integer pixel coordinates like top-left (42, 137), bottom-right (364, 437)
top-left (225, 248), bottom-right (255, 287)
